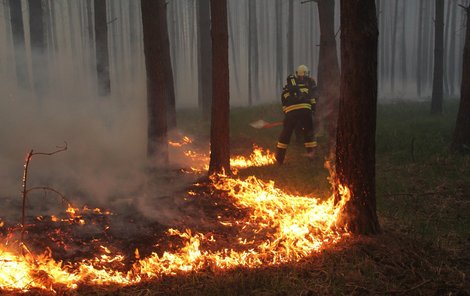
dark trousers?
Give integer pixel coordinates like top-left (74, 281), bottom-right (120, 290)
top-left (276, 109), bottom-right (316, 164)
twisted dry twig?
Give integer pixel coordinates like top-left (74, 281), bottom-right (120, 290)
top-left (21, 142), bottom-right (68, 242)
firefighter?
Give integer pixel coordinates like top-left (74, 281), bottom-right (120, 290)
top-left (275, 65), bottom-right (318, 164)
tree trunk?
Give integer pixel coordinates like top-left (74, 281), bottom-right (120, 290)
top-left (449, 1), bottom-right (457, 96)
top-left (316, 0), bottom-right (340, 152)
top-left (208, 0), bottom-right (230, 175)
top-left (417, 0), bottom-right (424, 97)
top-left (28, 0), bottom-right (47, 97)
top-left (94, 0), bottom-right (110, 96)
top-left (9, 0), bottom-right (30, 89)
top-left (377, 0), bottom-right (382, 90)
top-left (276, 0), bottom-right (283, 92)
top-left (336, 0), bottom-right (380, 235)
top-left (451, 6), bottom-right (470, 153)
top-left (444, 0), bottom-right (452, 96)
top-left (197, 0), bottom-right (212, 120)
top-left (141, 0), bottom-right (173, 167)
top-left (287, 0), bottom-right (294, 73)
top-left (431, 0), bottom-right (444, 115)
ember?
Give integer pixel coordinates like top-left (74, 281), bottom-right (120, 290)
top-left (0, 144), bottom-right (350, 292)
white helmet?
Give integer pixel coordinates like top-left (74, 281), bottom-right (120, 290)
top-left (296, 64), bottom-right (309, 77)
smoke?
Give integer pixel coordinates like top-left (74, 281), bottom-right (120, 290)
top-left (0, 50), bottom-right (207, 228)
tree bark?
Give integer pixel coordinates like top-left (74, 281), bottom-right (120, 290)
top-left (316, 0), bottom-right (340, 152)
top-left (197, 0), bottom-right (212, 120)
top-left (431, 0), bottom-right (444, 115)
top-left (417, 0), bottom-right (424, 97)
top-left (28, 0), bottom-right (48, 97)
top-left (336, 0), bottom-right (381, 235)
top-left (94, 0), bottom-right (110, 96)
top-left (444, 0), bottom-right (452, 96)
top-left (377, 0), bottom-right (382, 90)
top-left (451, 6), bottom-right (470, 153)
top-left (208, 0), bottom-right (230, 175)
top-left (448, 1), bottom-right (457, 96)
top-left (9, 0), bottom-right (30, 89)
top-left (141, 0), bottom-right (173, 167)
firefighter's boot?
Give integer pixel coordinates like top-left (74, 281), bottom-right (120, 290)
top-left (275, 148), bottom-right (286, 165)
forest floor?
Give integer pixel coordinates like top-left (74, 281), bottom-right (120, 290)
top-left (6, 100), bottom-right (470, 295)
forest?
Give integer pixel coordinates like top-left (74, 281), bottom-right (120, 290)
top-left (0, 0), bottom-right (469, 295)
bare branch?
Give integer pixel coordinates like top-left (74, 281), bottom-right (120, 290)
top-left (20, 142), bottom-right (69, 242)
top-left (26, 187), bottom-right (73, 207)
top-left (31, 141), bottom-right (68, 157)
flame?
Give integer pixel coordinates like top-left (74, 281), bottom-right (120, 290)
top-left (230, 146), bottom-right (276, 168)
top-left (0, 143), bottom-right (351, 292)
top-left (168, 136), bottom-right (193, 147)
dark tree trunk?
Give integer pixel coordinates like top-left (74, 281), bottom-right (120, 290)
top-left (9, 0), bottom-right (29, 89)
top-left (28, 0), bottom-right (47, 96)
top-left (248, 0), bottom-right (259, 105)
top-left (94, 0), bottom-right (110, 96)
top-left (336, 0), bottom-right (381, 235)
top-left (169, 2), bottom-right (179, 87)
top-left (287, 0), bottom-right (294, 73)
top-left (141, 0), bottom-right (173, 167)
top-left (276, 0), bottom-right (283, 92)
top-left (377, 0), bottom-right (383, 90)
top-left (431, 0), bottom-right (444, 115)
top-left (208, 0), bottom-right (230, 175)
top-left (449, 1), bottom-right (457, 96)
top-left (316, 0), bottom-right (340, 152)
top-left (444, 0), bottom-right (452, 96)
top-left (417, 0), bottom-right (424, 97)
top-left (452, 6), bottom-right (470, 153)
top-left (197, 0), bottom-right (212, 120)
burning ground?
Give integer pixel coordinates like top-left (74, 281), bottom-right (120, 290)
top-left (0, 137), bottom-right (351, 294)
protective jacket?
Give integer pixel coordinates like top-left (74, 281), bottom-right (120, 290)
top-left (281, 75), bottom-right (317, 113)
